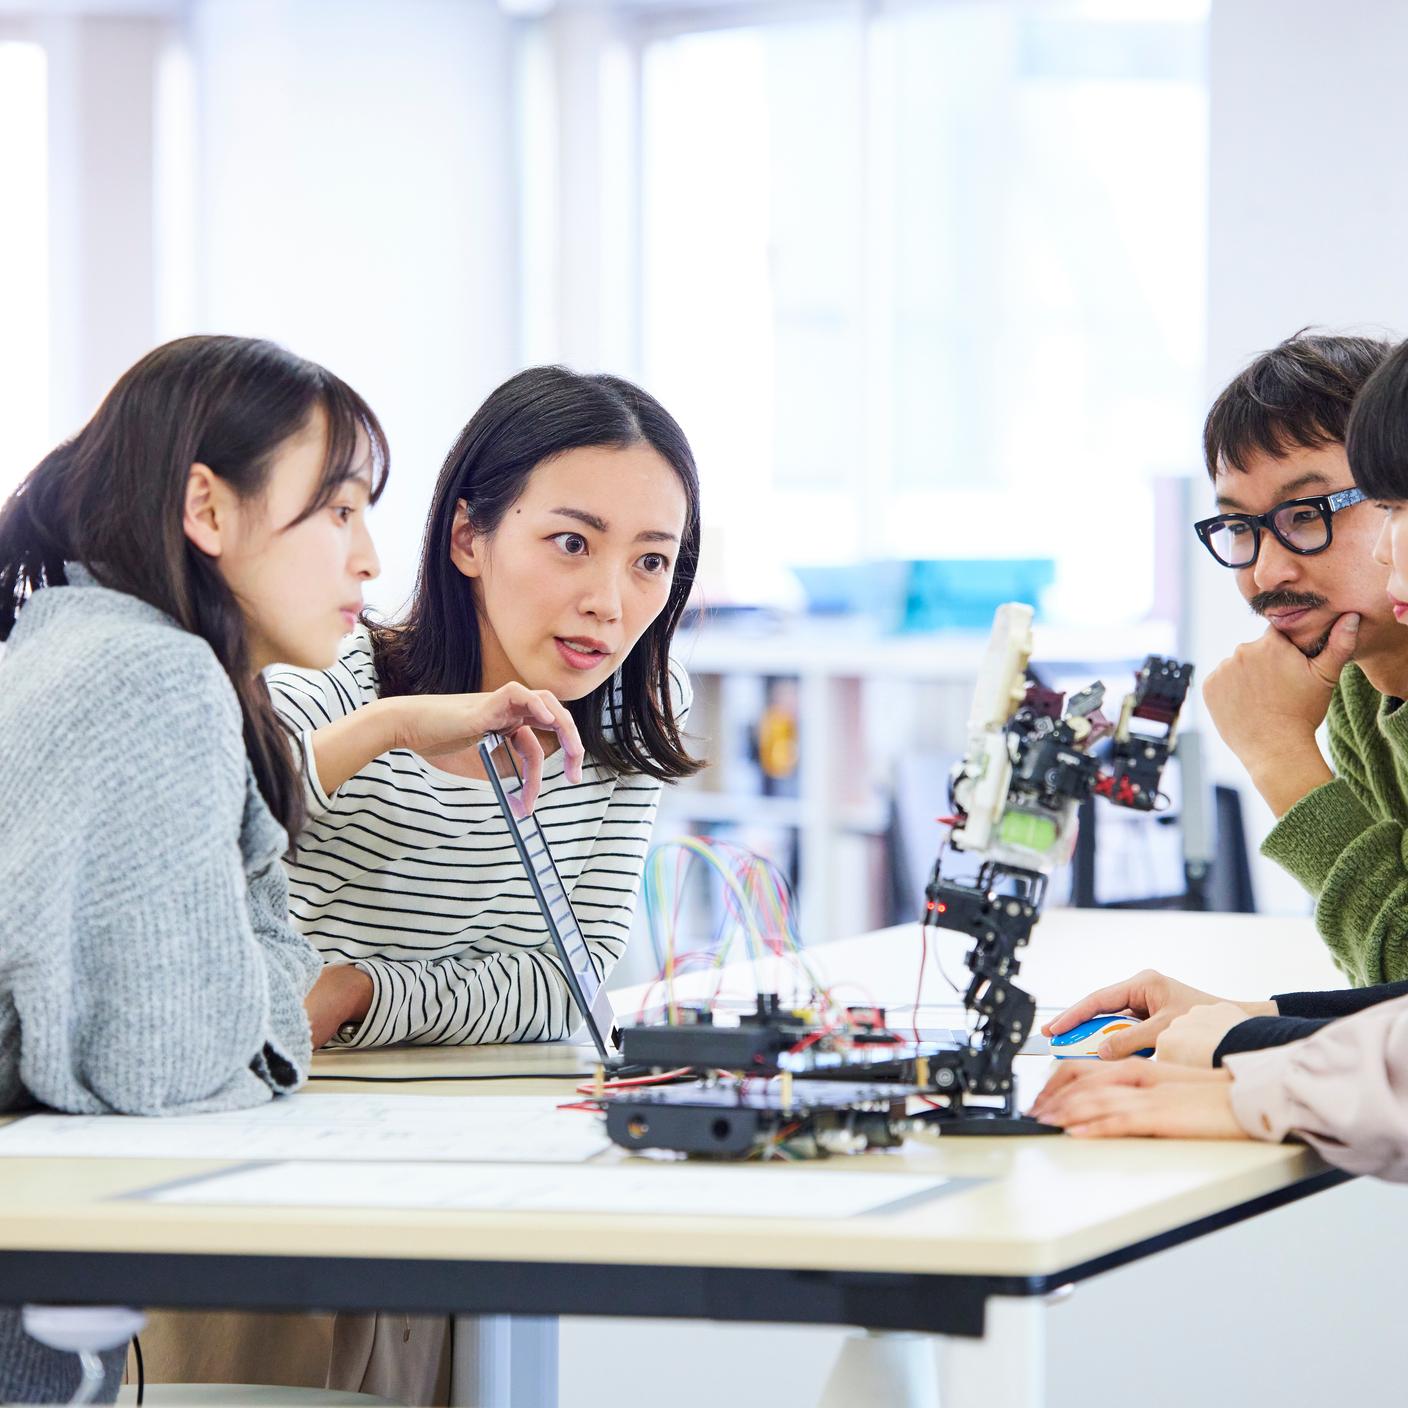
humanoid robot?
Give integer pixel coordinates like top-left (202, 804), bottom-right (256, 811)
top-left (921, 603), bottom-right (1193, 1132)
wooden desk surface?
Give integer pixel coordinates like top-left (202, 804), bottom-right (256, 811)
top-left (0, 910), bottom-right (1344, 1289)
top-left (0, 1121), bottom-right (1330, 1282)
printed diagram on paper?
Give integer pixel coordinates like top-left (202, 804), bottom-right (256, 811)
top-left (0, 1095), bottom-right (610, 1165)
top-left (141, 1158), bottom-right (953, 1220)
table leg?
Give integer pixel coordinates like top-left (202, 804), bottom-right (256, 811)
top-left (817, 1330), bottom-right (939, 1407)
top-left (937, 1296), bottom-right (1046, 1408)
top-left (450, 1314), bottom-right (558, 1408)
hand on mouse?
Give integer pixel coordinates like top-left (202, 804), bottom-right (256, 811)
top-left (1154, 1001), bottom-right (1256, 1068)
top-left (1042, 970), bottom-right (1275, 1061)
top-left (1030, 1060), bottom-right (1243, 1140)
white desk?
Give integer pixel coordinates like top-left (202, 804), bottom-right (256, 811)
top-left (0, 909), bottom-right (1353, 1408)
top-left (633, 906), bottom-right (1347, 1017)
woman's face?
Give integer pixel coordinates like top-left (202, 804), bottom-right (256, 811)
top-left (1372, 498), bottom-right (1408, 625)
top-left (184, 408), bottom-right (381, 672)
top-left (452, 442), bottom-right (688, 699)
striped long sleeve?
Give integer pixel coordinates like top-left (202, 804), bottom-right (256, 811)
top-left (334, 774), bottom-right (662, 1046)
top-left (267, 628), bottom-right (688, 1047)
top-left (1, 569), bottom-right (318, 1119)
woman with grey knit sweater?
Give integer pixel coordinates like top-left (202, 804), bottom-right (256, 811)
top-left (0, 336), bottom-right (400, 1402)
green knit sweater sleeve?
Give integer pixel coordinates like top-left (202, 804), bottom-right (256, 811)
top-left (1262, 666), bottom-right (1408, 984)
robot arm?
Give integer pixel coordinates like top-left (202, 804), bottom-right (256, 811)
top-left (923, 605), bottom-right (1193, 1125)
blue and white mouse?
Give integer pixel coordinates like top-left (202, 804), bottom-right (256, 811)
top-left (1049, 1014), bottom-right (1155, 1059)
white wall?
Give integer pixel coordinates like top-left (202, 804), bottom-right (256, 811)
top-left (34, 12), bottom-right (168, 435)
top-left (187, 0), bottom-right (523, 615)
top-left (1195, 0), bottom-right (1408, 913)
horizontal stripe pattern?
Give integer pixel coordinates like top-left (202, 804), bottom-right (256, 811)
top-left (266, 627), bottom-right (689, 1049)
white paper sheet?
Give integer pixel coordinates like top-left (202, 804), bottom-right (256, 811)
top-left (0, 1095), bottom-right (609, 1164)
top-left (141, 1159), bottom-right (949, 1220)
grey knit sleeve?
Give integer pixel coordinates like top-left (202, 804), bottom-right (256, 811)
top-left (0, 625), bottom-right (315, 1115)
top-left (241, 813), bottom-right (322, 1087)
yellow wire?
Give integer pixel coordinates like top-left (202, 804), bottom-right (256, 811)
top-left (646, 837), bottom-right (845, 1022)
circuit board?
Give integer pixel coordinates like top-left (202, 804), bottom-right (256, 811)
top-left (602, 1077), bottom-right (915, 1158)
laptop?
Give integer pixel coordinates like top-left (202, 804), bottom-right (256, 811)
top-left (477, 734), bottom-right (972, 1070)
top-left (477, 734), bottom-right (624, 1066)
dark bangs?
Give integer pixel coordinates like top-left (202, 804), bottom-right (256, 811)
top-left (1204, 331), bottom-right (1391, 477)
top-left (1347, 339), bottom-right (1408, 501)
top-left (287, 372), bottom-right (391, 523)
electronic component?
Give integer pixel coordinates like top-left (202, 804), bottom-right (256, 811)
top-left (604, 1080), bottom-right (910, 1158)
top-left (921, 606), bottom-right (1193, 1132)
top-left (586, 604), bottom-right (1191, 1157)
top-left (619, 993), bottom-right (955, 1085)
top-left (1098, 656), bottom-right (1194, 811)
top-left (601, 996), bottom-right (959, 1158)
top-left (620, 995), bottom-right (802, 1071)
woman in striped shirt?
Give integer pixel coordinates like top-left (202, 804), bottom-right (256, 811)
top-left (268, 366), bottom-right (702, 1052)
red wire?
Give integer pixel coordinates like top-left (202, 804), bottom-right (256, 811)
top-left (786, 1023), bottom-right (838, 1057)
top-left (572, 1066), bottom-right (695, 1096)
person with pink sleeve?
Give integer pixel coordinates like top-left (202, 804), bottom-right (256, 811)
top-left (1032, 993), bottom-right (1408, 1180)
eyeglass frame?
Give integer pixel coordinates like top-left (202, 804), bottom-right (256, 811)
top-left (1193, 487), bottom-right (1368, 569)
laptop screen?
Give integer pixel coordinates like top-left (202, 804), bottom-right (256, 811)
top-left (477, 734), bottom-right (619, 1061)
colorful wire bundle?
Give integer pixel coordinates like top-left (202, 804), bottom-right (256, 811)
top-left (638, 836), bottom-right (841, 1024)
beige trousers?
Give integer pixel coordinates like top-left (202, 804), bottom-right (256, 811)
top-left (127, 1310), bottom-right (452, 1405)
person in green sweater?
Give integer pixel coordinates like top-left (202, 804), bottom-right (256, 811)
top-left (1027, 339), bottom-right (1408, 1143)
top-left (1194, 332), bottom-right (1408, 987)
top-left (1042, 332), bottom-right (1408, 1071)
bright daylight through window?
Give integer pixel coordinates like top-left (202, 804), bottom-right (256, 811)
top-left (640, 1), bottom-right (1208, 627)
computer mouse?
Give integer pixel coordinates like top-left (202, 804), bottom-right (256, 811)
top-left (1049, 1014), bottom-right (1154, 1059)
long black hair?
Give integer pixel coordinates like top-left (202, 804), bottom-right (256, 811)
top-left (0, 334), bottom-right (389, 834)
top-left (373, 365), bottom-right (702, 781)
top-left (1347, 338), bottom-right (1408, 500)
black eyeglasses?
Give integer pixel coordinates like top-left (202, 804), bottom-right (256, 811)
top-left (1193, 488), bottom-right (1368, 569)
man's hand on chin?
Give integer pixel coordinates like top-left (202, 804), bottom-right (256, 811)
top-left (1202, 612), bottom-right (1359, 817)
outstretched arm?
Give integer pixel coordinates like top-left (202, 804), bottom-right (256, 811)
top-left (336, 776), bottom-right (663, 1048)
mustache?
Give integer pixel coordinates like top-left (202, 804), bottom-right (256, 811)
top-left (1250, 590), bottom-right (1327, 617)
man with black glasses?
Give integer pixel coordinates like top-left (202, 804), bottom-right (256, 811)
top-left (1035, 334), bottom-right (1408, 1077)
top-left (1194, 332), bottom-right (1408, 992)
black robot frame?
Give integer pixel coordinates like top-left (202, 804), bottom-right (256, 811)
top-left (917, 653), bottom-right (1194, 1134)
top-left (602, 653), bottom-right (1193, 1154)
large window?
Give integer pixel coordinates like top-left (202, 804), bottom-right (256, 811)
top-left (637, 1), bottom-right (1207, 625)
top-left (0, 40), bottom-right (49, 500)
